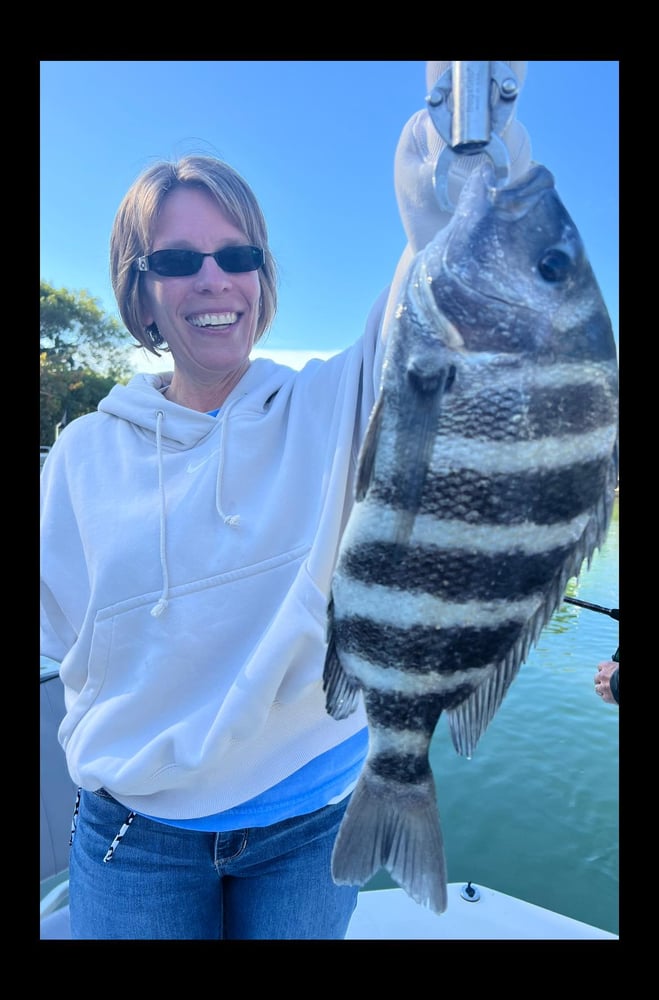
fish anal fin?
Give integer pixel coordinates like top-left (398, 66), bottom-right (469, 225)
top-left (447, 650), bottom-right (523, 758)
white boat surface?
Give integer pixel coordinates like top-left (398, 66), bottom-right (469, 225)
top-left (40, 663), bottom-right (617, 941)
top-left (345, 882), bottom-right (616, 940)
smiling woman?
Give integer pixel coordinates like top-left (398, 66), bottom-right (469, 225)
top-left (42, 148), bottom-right (394, 939)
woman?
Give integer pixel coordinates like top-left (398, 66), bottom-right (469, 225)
top-left (40, 62), bottom-right (530, 939)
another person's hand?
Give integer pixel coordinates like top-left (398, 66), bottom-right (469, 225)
top-left (595, 660), bottom-right (619, 705)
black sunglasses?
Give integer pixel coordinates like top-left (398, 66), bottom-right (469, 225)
top-left (135, 245), bottom-right (264, 277)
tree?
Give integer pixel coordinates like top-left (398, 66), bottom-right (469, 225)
top-left (40, 281), bottom-right (134, 376)
top-left (40, 282), bottom-right (136, 446)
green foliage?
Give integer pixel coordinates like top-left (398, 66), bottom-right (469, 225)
top-left (40, 281), bottom-right (135, 446)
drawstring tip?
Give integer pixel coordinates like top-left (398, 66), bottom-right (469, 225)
top-left (224, 514), bottom-right (241, 527)
top-left (150, 599), bottom-right (168, 618)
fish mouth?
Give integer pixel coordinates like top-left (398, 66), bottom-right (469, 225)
top-left (481, 161), bottom-right (556, 220)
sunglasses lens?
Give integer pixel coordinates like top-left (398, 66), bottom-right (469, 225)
top-left (148, 250), bottom-right (202, 276)
top-left (142, 246), bottom-right (264, 276)
top-left (218, 246), bottom-right (264, 272)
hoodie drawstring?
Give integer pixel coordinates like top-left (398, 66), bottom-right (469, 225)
top-left (150, 401), bottom-right (241, 619)
top-left (150, 409), bottom-right (170, 618)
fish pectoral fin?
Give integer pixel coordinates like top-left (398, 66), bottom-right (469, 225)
top-left (355, 394), bottom-right (384, 501)
top-left (393, 354), bottom-right (454, 517)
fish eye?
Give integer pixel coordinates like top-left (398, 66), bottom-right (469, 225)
top-left (537, 248), bottom-right (572, 283)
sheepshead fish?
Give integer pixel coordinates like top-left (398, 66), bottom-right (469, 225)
top-left (323, 162), bottom-right (619, 915)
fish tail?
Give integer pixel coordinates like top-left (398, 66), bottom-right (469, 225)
top-left (332, 765), bottom-right (448, 914)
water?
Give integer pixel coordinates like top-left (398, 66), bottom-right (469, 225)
top-left (366, 495), bottom-right (619, 935)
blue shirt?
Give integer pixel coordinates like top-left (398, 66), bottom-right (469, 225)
top-left (139, 728), bottom-right (368, 830)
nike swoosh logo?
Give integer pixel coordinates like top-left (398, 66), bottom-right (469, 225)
top-left (186, 448), bottom-right (220, 474)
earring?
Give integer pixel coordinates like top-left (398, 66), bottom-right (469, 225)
top-left (146, 323), bottom-right (164, 347)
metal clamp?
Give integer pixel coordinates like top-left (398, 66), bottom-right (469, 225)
top-left (427, 61), bottom-right (521, 212)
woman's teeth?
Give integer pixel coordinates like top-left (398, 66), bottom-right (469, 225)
top-left (189, 312), bottom-right (238, 328)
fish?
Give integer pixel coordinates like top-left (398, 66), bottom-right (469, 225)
top-left (323, 162), bottom-right (619, 915)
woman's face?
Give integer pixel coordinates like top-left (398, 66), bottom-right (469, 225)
top-left (139, 185), bottom-right (262, 385)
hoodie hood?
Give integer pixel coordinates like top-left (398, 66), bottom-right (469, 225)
top-left (98, 360), bottom-right (293, 450)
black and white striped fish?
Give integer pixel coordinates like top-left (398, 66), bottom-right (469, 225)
top-left (323, 163), bottom-right (619, 915)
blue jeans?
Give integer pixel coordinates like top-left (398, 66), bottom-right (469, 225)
top-left (69, 788), bottom-right (358, 940)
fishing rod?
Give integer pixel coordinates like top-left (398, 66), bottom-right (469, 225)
top-left (564, 596), bottom-right (619, 663)
top-left (563, 596), bottom-right (619, 622)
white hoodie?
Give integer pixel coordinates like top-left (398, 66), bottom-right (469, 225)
top-left (40, 292), bottom-right (388, 820)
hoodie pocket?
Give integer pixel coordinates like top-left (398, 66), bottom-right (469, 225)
top-left (60, 545), bottom-right (330, 769)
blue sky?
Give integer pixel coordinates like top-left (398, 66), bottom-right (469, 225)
top-left (40, 61), bottom-right (618, 372)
